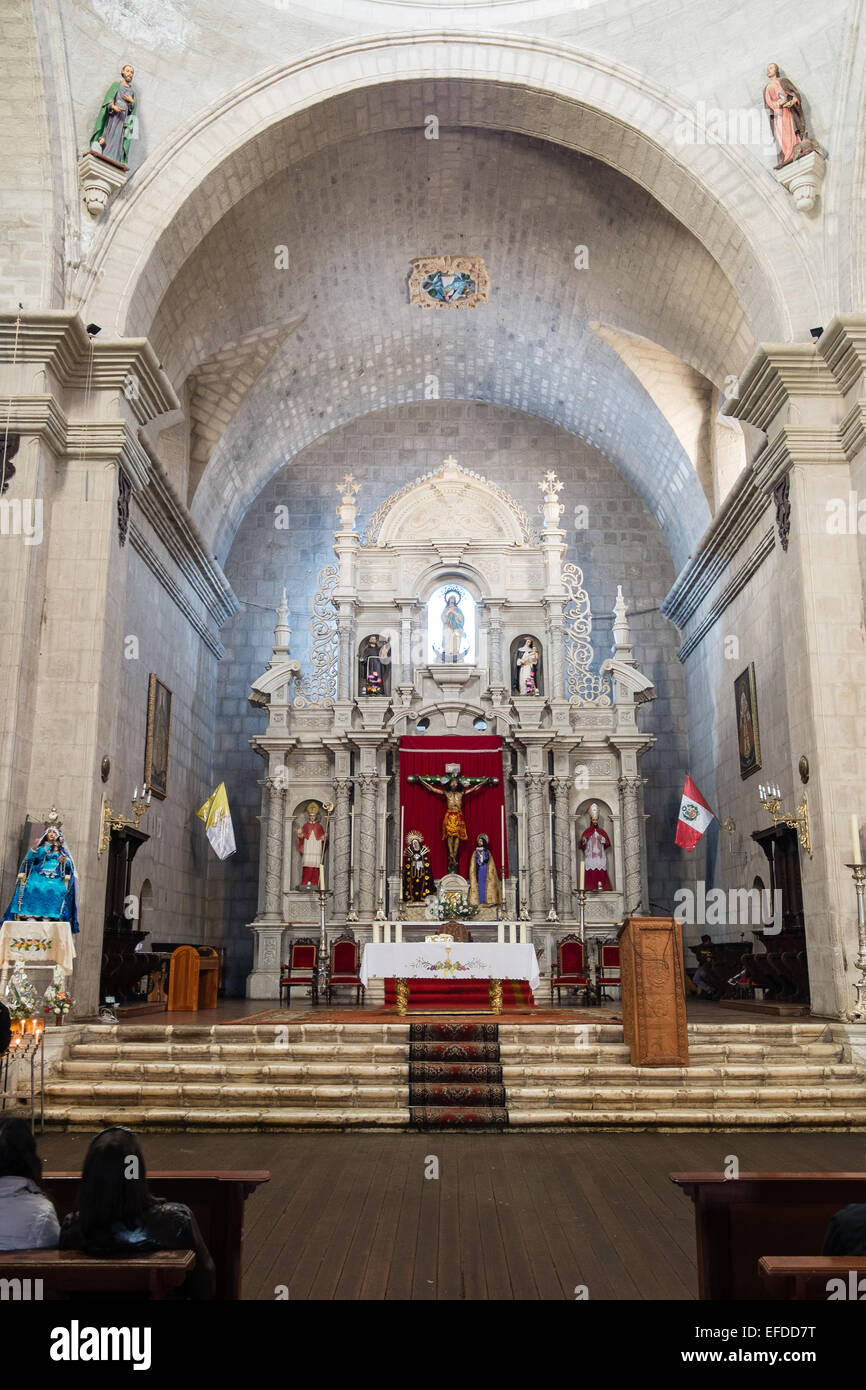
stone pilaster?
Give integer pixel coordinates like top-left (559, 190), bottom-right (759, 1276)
top-left (331, 775), bottom-right (352, 918)
top-left (525, 771), bottom-right (549, 915)
top-left (261, 773), bottom-right (286, 919)
top-left (551, 776), bottom-right (573, 915)
top-left (356, 771), bottom-right (379, 916)
top-left (619, 775), bottom-right (644, 913)
top-left (485, 602), bottom-right (505, 688)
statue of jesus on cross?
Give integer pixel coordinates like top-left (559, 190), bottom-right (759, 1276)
top-left (407, 766), bottom-right (499, 874)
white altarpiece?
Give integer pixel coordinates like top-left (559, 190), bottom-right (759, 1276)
top-left (245, 457), bottom-right (655, 998)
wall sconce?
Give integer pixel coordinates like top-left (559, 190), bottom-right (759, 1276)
top-left (758, 783), bottom-right (811, 855)
top-left (98, 786), bottom-right (151, 855)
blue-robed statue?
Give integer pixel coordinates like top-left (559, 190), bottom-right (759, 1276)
top-left (3, 822), bottom-right (79, 934)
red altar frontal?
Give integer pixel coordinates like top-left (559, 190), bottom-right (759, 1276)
top-left (398, 735), bottom-right (510, 880)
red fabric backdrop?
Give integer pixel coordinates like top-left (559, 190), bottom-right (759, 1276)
top-left (399, 736), bottom-right (509, 880)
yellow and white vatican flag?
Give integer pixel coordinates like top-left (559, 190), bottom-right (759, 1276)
top-left (196, 782), bottom-right (236, 860)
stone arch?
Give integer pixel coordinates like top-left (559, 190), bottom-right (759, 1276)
top-left (79, 35), bottom-right (820, 340)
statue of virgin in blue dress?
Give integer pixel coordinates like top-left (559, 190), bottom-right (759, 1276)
top-left (3, 824), bottom-right (79, 933)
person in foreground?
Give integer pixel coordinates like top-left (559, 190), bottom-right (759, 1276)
top-left (59, 1126), bottom-right (215, 1298)
top-left (0, 1116), bottom-right (60, 1250)
top-left (822, 1203), bottom-right (866, 1256)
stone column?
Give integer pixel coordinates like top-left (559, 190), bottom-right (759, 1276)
top-left (544, 605), bottom-right (565, 699)
top-left (356, 772), bottom-right (379, 916)
top-left (331, 776), bottom-right (352, 918)
top-left (619, 775), bottom-right (644, 914)
top-left (337, 613), bottom-right (354, 700)
top-left (261, 773), bottom-right (286, 919)
top-left (525, 772), bottom-right (549, 915)
top-left (551, 776), bottom-right (574, 915)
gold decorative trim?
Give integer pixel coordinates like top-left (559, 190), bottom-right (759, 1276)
top-left (408, 256), bottom-right (490, 310)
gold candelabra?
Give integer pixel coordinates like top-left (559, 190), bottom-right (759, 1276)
top-left (845, 862), bottom-right (866, 1022)
top-left (758, 783), bottom-right (811, 855)
top-left (98, 786), bottom-right (151, 855)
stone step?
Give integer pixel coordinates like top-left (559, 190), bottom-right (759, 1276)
top-left (500, 1064), bottom-right (862, 1085)
top-left (504, 1084), bottom-right (866, 1108)
top-left (54, 1058), bottom-right (862, 1087)
top-left (42, 1106), bottom-right (410, 1130)
top-left (39, 1103), bottom-right (866, 1132)
top-left (68, 1043), bottom-right (408, 1062)
top-left (45, 1081), bottom-right (408, 1108)
top-left (506, 1108), bottom-right (866, 1128)
top-left (56, 1060), bottom-right (408, 1082)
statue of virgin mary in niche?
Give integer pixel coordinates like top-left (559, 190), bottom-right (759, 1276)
top-left (3, 815), bottom-right (79, 933)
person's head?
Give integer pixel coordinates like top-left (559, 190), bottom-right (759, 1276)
top-left (589, 802), bottom-right (599, 824)
top-left (701, 934), bottom-right (711, 944)
top-left (766, 62), bottom-right (779, 78)
top-left (77, 1127), bottom-right (154, 1241)
top-left (476, 834), bottom-right (487, 848)
top-left (0, 1117), bottom-right (43, 1187)
top-left (121, 64), bottom-right (134, 82)
top-left (40, 826), bottom-right (61, 848)
top-left (306, 801), bottom-right (320, 823)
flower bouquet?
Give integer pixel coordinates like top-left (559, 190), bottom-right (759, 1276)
top-left (44, 966), bottom-right (73, 1023)
top-left (435, 891), bottom-right (479, 921)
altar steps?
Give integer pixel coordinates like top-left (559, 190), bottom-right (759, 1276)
top-left (39, 1020), bottom-right (866, 1131)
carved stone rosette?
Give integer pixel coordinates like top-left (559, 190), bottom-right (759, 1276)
top-left (356, 772), bottom-right (379, 916)
top-left (619, 775), bottom-right (644, 913)
top-left (331, 777), bottom-right (352, 918)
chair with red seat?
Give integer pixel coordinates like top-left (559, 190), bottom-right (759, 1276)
top-left (550, 934), bottom-right (589, 1005)
top-left (327, 932), bottom-right (365, 1007)
top-left (596, 941), bottom-right (621, 1001)
top-left (279, 937), bottom-right (319, 1007)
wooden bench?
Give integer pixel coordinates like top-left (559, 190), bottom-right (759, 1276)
top-left (0, 1248), bottom-right (194, 1299)
top-left (758, 1255), bottom-right (866, 1299)
top-left (44, 1169), bottom-right (269, 1300)
top-left (671, 1172), bottom-right (866, 1300)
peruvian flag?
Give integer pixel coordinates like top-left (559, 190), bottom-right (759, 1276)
top-left (675, 775), bottom-right (715, 851)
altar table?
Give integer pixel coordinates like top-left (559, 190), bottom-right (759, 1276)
top-left (360, 941), bottom-right (540, 1015)
top-left (0, 918), bottom-right (76, 979)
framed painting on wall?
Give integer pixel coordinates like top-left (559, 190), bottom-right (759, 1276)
top-left (144, 674), bottom-right (172, 799)
top-left (734, 663), bottom-right (761, 780)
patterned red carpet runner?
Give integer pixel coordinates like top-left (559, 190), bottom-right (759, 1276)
top-left (408, 1022), bottom-right (508, 1127)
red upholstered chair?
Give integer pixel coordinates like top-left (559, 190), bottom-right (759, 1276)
top-left (550, 934), bottom-right (588, 1005)
top-left (327, 933), bottom-right (365, 1007)
top-left (279, 938), bottom-right (319, 1007)
top-left (596, 942), bottom-right (621, 1001)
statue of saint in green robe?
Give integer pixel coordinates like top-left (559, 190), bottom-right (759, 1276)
top-left (90, 65), bottom-right (137, 167)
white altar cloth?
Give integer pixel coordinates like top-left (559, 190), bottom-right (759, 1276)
top-left (0, 919), bottom-right (76, 974)
top-left (360, 941), bottom-right (540, 992)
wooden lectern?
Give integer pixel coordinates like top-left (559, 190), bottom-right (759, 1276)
top-left (618, 916), bottom-right (689, 1066)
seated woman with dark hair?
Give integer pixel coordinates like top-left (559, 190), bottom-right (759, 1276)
top-left (0, 1116), bottom-right (60, 1250)
top-left (59, 1127), bottom-right (215, 1299)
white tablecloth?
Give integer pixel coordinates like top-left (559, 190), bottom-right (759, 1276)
top-left (360, 942), bottom-right (540, 992)
top-left (0, 919), bottom-right (76, 974)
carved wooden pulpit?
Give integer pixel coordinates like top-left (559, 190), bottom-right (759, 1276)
top-left (619, 915), bottom-right (689, 1066)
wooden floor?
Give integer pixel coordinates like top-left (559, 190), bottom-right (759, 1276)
top-left (36, 1130), bottom-right (866, 1300)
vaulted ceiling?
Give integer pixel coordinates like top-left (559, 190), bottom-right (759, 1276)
top-left (143, 79), bottom-right (773, 570)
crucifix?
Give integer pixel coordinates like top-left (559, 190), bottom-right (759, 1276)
top-left (407, 765), bottom-right (499, 874)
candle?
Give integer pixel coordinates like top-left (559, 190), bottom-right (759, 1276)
top-left (319, 864), bottom-right (325, 890)
top-left (497, 921), bottom-right (505, 945)
top-left (373, 920), bottom-right (381, 943)
top-left (579, 859), bottom-right (585, 891)
top-left (395, 921), bottom-right (402, 944)
top-left (519, 922), bottom-right (527, 945)
top-left (852, 814), bottom-right (863, 865)
top-left (133, 785), bottom-right (138, 801)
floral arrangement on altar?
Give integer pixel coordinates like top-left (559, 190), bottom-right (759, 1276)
top-left (435, 892), bottom-right (479, 921)
top-left (4, 962), bottom-right (38, 1021)
top-left (44, 966), bottom-right (73, 1021)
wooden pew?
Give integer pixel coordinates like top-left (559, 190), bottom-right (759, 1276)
top-left (44, 1170), bottom-right (269, 1300)
top-left (0, 1248), bottom-right (193, 1299)
top-left (758, 1255), bottom-right (866, 1300)
top-left (671, 1172), bottom-right (866, 1301)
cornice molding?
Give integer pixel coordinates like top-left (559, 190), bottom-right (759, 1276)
top-left (676, 528), bottom-right (776, 662)
top-left (0, 314), bottom-right (179, 420)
